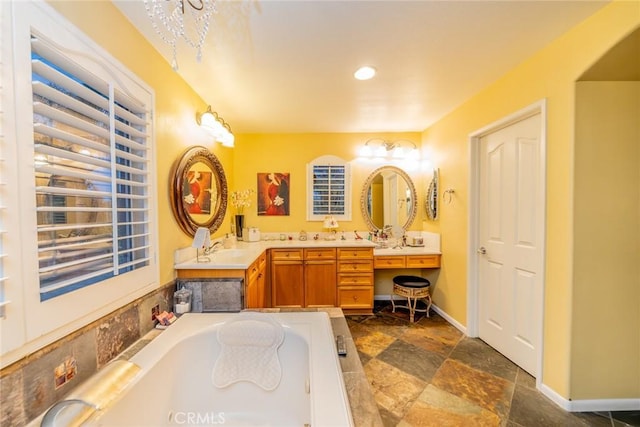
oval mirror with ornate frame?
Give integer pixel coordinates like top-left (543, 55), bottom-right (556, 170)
top-left (360, 166), bottom-right (418, 231)
top-left (169, 146), bottom-right (228, 236)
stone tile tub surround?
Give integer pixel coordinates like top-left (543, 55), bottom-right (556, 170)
top-left (0, 282), bottom-right (174, 427)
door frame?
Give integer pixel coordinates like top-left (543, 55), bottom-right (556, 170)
top-left (467, 99), bottom-right (547, 383)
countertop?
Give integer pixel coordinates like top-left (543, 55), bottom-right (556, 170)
top-left (174, 233), bottom-right (441, 270)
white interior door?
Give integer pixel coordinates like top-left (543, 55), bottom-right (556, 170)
top-left (477, 112), bottom-right (544, 376)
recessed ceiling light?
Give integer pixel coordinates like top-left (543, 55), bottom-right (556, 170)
top-left (354, 66), bottom-right (376, 80)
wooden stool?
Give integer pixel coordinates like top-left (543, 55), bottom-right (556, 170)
top-left (391, 275), bottom-right (431, 322)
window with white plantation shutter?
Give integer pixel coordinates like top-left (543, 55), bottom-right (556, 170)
top-left (307, 155), bottom-right (351, 221)
top-left (31, 35), bottom-right (151, 300)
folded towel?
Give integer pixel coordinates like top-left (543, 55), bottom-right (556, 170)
top-left (212, 313), bottom-right (285, 390)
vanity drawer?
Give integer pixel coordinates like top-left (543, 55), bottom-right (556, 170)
top-left (337, 273), bottom-right (373, 287)
top-left (304, 248), bottom-right (336, 260)
top-left (247, 251), bottom-right (267, 282)
top-left (270, 249), bottom-right (303, 261)
top-left (338, 260), bottom-right (374, 273)
top-left (247, 259), bottom-right (261, 282)
top-left (338, 286), bottom-right (373, 309)
top-left (374, 256), bottom-right (406, 269)
top-left (337, 247), bottom-right (373, 260)
top-left (406, 255), bottom-right (441, 268)
top-left (257, 251), bottom-right (267, 269)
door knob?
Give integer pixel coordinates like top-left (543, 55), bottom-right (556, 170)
top-left (477, 246), bottom-right (487, 255)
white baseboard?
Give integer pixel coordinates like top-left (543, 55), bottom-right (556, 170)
top-left (540, 383), bottom-right (640, 412)
top-left (430, 304), bottom-right (467, 335)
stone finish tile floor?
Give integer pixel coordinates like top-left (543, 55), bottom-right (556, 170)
top-left (347, 304), bottom-right (640, 427)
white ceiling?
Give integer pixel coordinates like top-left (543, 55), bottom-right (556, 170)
top-left (113, 0), bottom-right (609, 134)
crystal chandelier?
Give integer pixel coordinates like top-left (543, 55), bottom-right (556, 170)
top-left (143, 0), bottom-right (217, 70)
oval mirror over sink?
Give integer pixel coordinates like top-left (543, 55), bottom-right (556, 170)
top-left (169, 146), bottom-right (228, 236)
top-left (360, 166), bottom-right (417, 231)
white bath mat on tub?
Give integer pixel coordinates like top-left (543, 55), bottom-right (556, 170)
top-left (212, 313), bottom-right (285, 390)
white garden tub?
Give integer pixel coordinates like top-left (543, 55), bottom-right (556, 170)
top-left (80, 312), bottom-right (352, 426)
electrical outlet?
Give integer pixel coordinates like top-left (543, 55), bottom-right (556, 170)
top-left (151, 304), bottom-right (160, 321)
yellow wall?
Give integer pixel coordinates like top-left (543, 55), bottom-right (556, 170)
top-left (48, 1), bottom-right (234, 286)
top-left (573, 81), bottom-right (640, 398)
top-left (232, 132), bottom-right (424, 234)
top-left (47, 3), bottom-right (425, 288)
top-left (421, 1), bottom-right (639, 399)
top-left (49, 0), bottom-right (640, 402)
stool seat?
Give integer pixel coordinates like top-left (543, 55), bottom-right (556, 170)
top-left (391, 275), bottom-right (432, 322)
top-left (393, 275), bottom-right (430, 288)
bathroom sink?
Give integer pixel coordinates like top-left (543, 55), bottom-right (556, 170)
top-left (214, 249), bottom-right (247, 257)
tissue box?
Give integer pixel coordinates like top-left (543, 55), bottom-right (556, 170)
top-left (244, 227), bottom-right (261, 242)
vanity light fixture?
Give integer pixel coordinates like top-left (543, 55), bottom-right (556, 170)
top-left (196, 106), bottom-right (235, 147)
top-left (358, 138), bottom-right (420, 160)
top-left (354, 66), bottom-right (376, 80)
top-left (143, 0), bottom-right (217, 70)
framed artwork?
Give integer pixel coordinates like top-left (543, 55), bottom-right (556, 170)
top-left (184, 169), bottom-right (212, 215)
top-left (257, 172), bottom-right (290, 216)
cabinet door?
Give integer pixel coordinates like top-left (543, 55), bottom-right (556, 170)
top-left (245, 258), bottom-right (260, 308)
top-left (246, 272), bottom-right (259, 308)
top-left (305, 260), bottom-right (337, 307)
top-left (271, 261), bottom-right (304, 307)
top-left (256, 266), bottom-right (266, 308)
top-left (246, 265), bottom-right (267, 308)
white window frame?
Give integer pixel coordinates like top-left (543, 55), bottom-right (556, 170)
top-left (1, 1), bottom-right (159, 365)
top-left (0, 0), bottom-right (26, 355)
top-left (306, 155), bottom-right (352, 221)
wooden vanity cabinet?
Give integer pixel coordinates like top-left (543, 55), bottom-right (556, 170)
top-left (337, 247), bottom-right (374, 314)
top-left (245, 251), bottom-right (267, 308)
top-left (304, 248), bottom-right (337, 307)
top-left (271, 247), bottom-right (337, 307)
top-left (271, 249), bottom-right (304, 307)
top-left (270, 246), bottom-right (375, 311)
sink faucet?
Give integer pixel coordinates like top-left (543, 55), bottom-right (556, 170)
top-left (41, 398), bottom-right (97, 427)
top-left (204, 241), bottom-right (223, 256)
